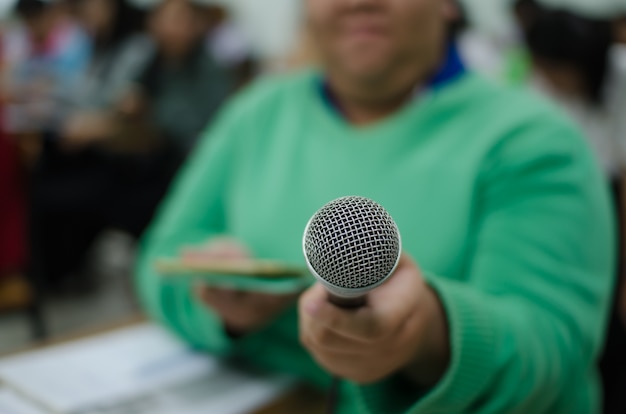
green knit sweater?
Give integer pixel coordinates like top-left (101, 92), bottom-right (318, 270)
top-left (136, 71), bottom-right (614, 414)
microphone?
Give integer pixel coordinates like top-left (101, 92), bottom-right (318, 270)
top-left (302, 196), bottom-right (402, 309)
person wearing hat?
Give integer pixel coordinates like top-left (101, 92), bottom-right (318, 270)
top-left (137, 0), bottom-right (614, 413)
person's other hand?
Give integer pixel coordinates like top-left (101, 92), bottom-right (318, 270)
top-left (299, 254), bottom-right (450, 385)
top-left (196, 287), bottom-right (299, 336)
top-left (181, 237), bottom-right (251, 263)
top-left (187, 237), bottom-right (299, 335)
top-left (117, 88), bottom-right (147, 119)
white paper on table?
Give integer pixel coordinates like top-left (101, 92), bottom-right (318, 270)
top-left (79, 369), bottom-right (294, 414)
top-left (0, 323), bottom-right (294, 414)
top-left (0, 388), bottom-right (48, 414)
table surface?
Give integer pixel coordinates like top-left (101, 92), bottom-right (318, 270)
top-left (0, 314), bottom-right (327, 414)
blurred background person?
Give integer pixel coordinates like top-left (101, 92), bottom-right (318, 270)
top-left (2, 0), bottom-right (90, 135)
top-left (0, 33), bottom-right (30, 312)
top-left (503, 0), bottom-right (544, 83)
top-left (525, 11), bottom-right (621, 175)
top-left (513, 0), bottom-right (544, 34)
top-left (120, 0), bottom-right (236, 156)
top-left (61, 0), bottom-right (151, 133)
top-left (200, 0), bottom-right (257, 88)
top-left (26, 0), bottom-right (155, 296)
top-left (456, 0), bottom-right (543, 85)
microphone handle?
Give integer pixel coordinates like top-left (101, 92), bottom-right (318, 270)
top-left (328, 293), bottom-right (366, 309)
top-left (324, 294), bottom-right (366, 414)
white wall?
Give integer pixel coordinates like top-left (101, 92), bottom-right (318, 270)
top-left (228, 0), bottom-right (302, 60)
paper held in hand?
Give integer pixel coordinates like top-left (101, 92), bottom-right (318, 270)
top-left (155, 258), bottom-right (308, 279)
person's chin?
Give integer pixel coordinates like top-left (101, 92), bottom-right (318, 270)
top-left (340, 59), bottom-right (391, 83)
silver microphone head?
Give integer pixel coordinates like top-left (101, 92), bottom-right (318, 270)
top-left (302, 196), bottom-right (402, 299)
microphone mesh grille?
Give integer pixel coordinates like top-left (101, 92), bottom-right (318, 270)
top-left (304, 196), bottom-right (400, 290)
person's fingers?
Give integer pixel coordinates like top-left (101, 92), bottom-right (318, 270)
top-left (366, 253), bottom-right (425, 327)
top-left (198, 287), bottom-right (226, 307)
top-left (299, 255), bottom-right (424, 341)
top-left (197, 287), bottom-right (258, 329)
top-left (252, 291), bottom-right (300, 307)
top-left (306, 351), bottom-right (389, 385)
top-left (198, 287), bottom-right (296, 315)
top-left (204, 237), bottom-right (251, 258)
top-left (299, 283), bottom-right (385, 342)
top-left (218, 288), bottom-right (245, 301)
top-left (198, 286), bottom-right (291, 304)
top-left (300, 311), bottom-right (371, 354)
top-left (181, 238), bottom-right (250, 261)
top-left (193, 283), bottom-right (205, 301)
top-left (298, 283), bottom-right (327, 314)
top-left (200, 287), bottom-right (245, 305)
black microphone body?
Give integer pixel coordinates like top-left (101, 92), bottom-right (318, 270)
top-left (328, 293), bottom-right (367, 309)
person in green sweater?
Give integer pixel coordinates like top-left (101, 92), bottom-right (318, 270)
top-left (136, 0), bottom-right (615, 413)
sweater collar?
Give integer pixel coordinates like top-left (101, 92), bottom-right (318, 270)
top-left (319, 42), bottom-right (466, 116)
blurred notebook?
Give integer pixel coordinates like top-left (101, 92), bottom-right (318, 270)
top-left (155, 258), bottom-right (312, 294)
top-left (0, 323), bottom-right (294, 414)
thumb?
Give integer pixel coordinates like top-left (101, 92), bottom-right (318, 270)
top-left (299, 283), bottom-right (384, 340)
top-left (299, 283), bottom-right (328, 316)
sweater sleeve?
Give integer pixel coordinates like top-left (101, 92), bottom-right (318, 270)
top-left (352, 118), bottom-right (615, 413)
top-left (134, 96), bottom-right (243, 354)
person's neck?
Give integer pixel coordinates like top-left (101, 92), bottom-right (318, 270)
top-left (327, 75), bottom-right (427, 126)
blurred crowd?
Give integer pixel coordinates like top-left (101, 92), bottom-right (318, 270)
top-left (0, 0), bottom-right (256, 305)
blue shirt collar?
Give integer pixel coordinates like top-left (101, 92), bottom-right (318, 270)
top-left (320, 42), bottom-right (466, 114)
top-left (428, 42), bottom-right (466, 89)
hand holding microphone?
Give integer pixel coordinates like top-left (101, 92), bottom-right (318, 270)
top-left (299, 197), bottom-right (450, 386)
